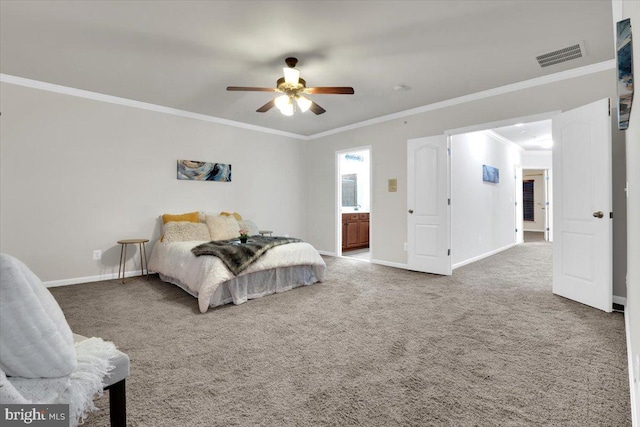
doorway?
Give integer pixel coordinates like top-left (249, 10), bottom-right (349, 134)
top-left (336, 147), bottom-right (371, 261)
top-left (522, 169), bottom-right (551, 242)
top-left (408, 113), bottom-right (555, 274)
top-left (409, 101), bottom-right (613, 312)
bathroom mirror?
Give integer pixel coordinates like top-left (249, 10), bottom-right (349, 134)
top-left (341, 174), bottom-right (357, 207)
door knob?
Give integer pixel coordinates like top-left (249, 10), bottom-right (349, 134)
top-left (592, 211), bottom-right (604, 218)
top-left (408, 209), bottom-right (414, 214)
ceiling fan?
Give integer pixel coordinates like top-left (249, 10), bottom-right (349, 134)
top-left (226, 57), bottom-right (354, 116)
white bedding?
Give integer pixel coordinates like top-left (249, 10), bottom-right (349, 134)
top-left (148, 240), bottom-right (326, 313)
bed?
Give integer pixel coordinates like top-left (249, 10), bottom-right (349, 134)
top-left (148, 214), bottom-right (326, 313)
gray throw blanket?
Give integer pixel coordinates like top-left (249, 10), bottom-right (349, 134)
top-left (191, 235), bottom-right (303, 275)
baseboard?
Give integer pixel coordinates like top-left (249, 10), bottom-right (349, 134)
top-left (625, 306), bottom-right (638, 427)
top-left (452, 243), bottom-right (517, 270)
top-left (370, 259), bottom-right (408, 270)
top-left (44, 270), bottom-right (146, 288)
top-left (613, 295), bottom-right (628, 306)
top-left (317, 250), bottom-right (336, 257)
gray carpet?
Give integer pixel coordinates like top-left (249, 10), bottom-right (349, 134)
top-left (50, 240), bottom-right (631, 426)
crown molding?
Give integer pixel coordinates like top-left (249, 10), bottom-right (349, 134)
top-left (1, 59), bottom-right (614, 141)
top-left (484, 130), bottom-right (525, 152)
top-left (308, 60), bottom-right (615, 140)
top-left (0, 74), bottom-right (308, 140)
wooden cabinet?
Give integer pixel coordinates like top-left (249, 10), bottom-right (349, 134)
top-left (342, 212), bottom-right (370, 251)
top-left (359, 220), bottom-right (369, 246)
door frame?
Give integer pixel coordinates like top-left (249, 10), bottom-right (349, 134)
top-left (521, 167), bottom-right (552, 240)
top-left (515, 165), bottom-right (524, 244)
top-left (335, 145), bottom-right (373, 257)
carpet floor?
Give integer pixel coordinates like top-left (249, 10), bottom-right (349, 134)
top-left (50, 240), bottom-right (630, 426)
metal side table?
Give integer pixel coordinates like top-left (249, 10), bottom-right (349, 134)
top-left (117, 239), bottom-right (149, 284)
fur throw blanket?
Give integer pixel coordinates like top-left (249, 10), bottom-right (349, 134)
top-left (191, 236), bottom-right (303, 275)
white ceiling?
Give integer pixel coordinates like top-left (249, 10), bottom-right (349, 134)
top-left (0, 1), bottom-right (614, 137)
top-left (493, 120), bottom-right (553, 151)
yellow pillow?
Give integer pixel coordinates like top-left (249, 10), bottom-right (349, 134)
top-left (220, 211), bottom-right (243, 221)
top-left (162, 212), bottom-right (199, 224)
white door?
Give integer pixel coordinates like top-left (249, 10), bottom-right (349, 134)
top-left (544, 169), bottom-right (551, 241)
top-left (552, 98), bottom-right (612, 312)
top-left (407, 135), bottom-right (451, 275)
top-left (515, 166), bottom-right (523, 244)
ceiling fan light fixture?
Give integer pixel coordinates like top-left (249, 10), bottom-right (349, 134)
top-left (283, 67), bottom-right (300, 86)
top-left (274, 94), bottom-right (294, 116)
top-left (274, 94), bottom-right (290, 110)
top-left (280, 102), bottom-right (294, 116)
top-left (226, 57), bottom-right (352, 116)
top-left (296, 95), bottom-right (312, 112)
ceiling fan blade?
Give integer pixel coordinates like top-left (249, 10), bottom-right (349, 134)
top-left (256, 99), bottom-right (276, 113)
top-left (309, 101), bottom-right (326, 115)
top-left (227, 86), bottom-right (277, 92)
top-left (306, 87), bottom-right (355, 95)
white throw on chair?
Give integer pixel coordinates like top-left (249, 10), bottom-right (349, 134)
top-left (0, 253), bottom-right (130, 427)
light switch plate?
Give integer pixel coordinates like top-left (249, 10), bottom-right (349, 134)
top-left (388, 178), bottom-right (397, 192)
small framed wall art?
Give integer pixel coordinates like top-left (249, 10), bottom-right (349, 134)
top-left (177, 160), bottom-right (232, 182)
top-left (616, 18), bottom-right (634, 130)
top-left (482, 165), bottom-right (499, 184)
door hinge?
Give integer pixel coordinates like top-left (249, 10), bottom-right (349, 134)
top-left (515, 228), bottom-right (518, 233)
top-left (447, 249), bottom-right (451, 256)
top-left (447, 147), bottom-right (451, 155)
top-left (610, 212), bottom-right (613, 219)
top-left (545, 201), bottom-right (550, 206)
top-left (515, 201), bottom-right (518, 206)
top-left (608, 98), bottom-right (611, 116)
top-left (546, 227), bottom-right (550, 231)
top-left (448, 198), bottom-right (451, 205)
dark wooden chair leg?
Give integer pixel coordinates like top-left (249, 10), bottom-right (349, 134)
top-left (106, 379), bottom-right (126, 427)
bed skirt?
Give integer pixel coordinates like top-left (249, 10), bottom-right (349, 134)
top-left (159, 264), bottom-right (323, 309)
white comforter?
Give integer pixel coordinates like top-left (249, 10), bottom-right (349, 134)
top-left (148, 240), bottom-right (326, 313)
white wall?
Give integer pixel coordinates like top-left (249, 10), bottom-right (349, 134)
top-left (620, 1), bottom-right (640, 423)
top-left (450, 131), bottom-right (520, 266)
top-left (523, 170), bottom-right (546, 232)
top-left (0, 83), bottom-right (305, 283)
top-left (521, 150), bottom-right (552, 169)
top-left (305, 70), bottom-right (619, 263)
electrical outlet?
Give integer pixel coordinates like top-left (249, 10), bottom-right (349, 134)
top-left (93, 250), bottom-right (102, 261)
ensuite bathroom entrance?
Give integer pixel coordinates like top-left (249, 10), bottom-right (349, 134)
top-left (337, 148), bottom-right (371, 261)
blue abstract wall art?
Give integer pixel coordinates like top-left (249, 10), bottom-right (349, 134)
top-left (482, 165), bottom-right (499, 184)
top-left (177, 160), bottom-right (232, 182)
top-left (617, 18), bottom-right (634, 130)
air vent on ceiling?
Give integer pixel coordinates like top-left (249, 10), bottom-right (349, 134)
top-left (536, 42), bottom-right (585, 68)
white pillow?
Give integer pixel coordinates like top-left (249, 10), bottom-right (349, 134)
top-left (205, 214), bottom-right (241, 240)
top-left (239, 219), bottom-right (259, 236)
top-left (0, 254), bottom-right (77, 378)
top-left (163, 221), bottom-right (211, 243)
